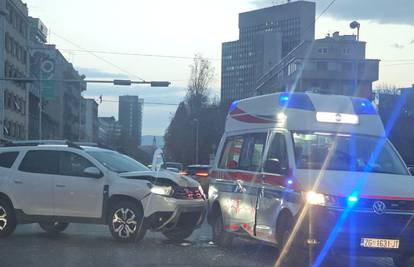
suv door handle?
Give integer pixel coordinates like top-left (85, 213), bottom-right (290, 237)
top-left (13, 180), bottom-right (23, 184)
top-left (56, 184), bottom-right (66, 188)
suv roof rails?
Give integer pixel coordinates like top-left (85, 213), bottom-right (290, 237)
top-left (74, 142), bottom-right (99, 147)
top-left (3, 140), bottom-right (83, 150)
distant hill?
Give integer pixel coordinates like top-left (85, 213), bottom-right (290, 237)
top-left (141, 135), bottom-right (165, 148)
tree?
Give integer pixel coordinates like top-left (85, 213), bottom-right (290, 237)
top-left (164, 54), bottom-right (223, 166)
top-left (376, 84), bottom-right (414, 164)
top-left (185, 54), bottom-right (214, 117)
top-left (164, 102), bottom-right (194, 164)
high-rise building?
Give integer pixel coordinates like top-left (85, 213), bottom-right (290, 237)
top-left (98, 116), bottom-right (122, 150)
top-left (118, 95), bottom-right (144, 148)
top-left (221, 1), bottom-right (315, 103)
top-left (0, 0), bottom-right (30, 142)
top-left (256, 32), bottom-right (380, 99)
top-left (80, 98), bottom-right (98, 143)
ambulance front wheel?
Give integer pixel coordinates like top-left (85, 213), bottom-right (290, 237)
top-left (276, 211), bottom-right (310, 267)
top-left (212, 210), bottom-right (233, 247)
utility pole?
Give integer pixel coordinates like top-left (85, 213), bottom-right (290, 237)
top-left (193, 118), bottom-right (199, 164)
top-left (39, 83), bottom-right (42, 139)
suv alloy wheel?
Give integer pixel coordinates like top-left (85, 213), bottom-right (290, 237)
top-left (0, 199), bottom-right (17, 238)
top-left (109, 201), bottom-right (146, 242)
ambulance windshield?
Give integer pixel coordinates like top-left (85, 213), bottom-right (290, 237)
top-left (293, 132), bottom-right (409, 175)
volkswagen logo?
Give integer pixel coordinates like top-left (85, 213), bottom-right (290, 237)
top-left (335, 113), bottom-right (342, 122)
top-left (373, 201), bottom-right (386, 215)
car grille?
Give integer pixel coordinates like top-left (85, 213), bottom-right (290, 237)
top-left (309, 206), bottom-right (414, 237)
top-left (173, 187), bottom-right (204, 200)
top-left (331, 196), bottom-right (414, 212)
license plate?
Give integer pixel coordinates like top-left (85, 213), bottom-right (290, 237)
top-left (360, 238), bottom-right (400, 249)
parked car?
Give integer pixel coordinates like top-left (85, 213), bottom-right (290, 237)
top-left (0, 141), bottom-right (206, 243)
top-left (182, 165), bottom-right (211, 192)
top-left (165, 162), bottom-right (184, 172)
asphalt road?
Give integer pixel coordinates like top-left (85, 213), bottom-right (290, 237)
top-left (0, 222), bottom-right (398, 267)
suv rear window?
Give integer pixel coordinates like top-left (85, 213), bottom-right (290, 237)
top-left (0, 152), bottom-right (19, 168)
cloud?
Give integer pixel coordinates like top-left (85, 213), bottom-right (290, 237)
top-left (77, 67), bottom-right (129, 79)
top-left (410, 39), bottom-right (414, 44)
top-left (391, 43), bottom-right (405, 49)
top-left (251, 0), bottom-right (414, 25)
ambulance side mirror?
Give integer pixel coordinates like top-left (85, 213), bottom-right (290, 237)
top-left (263, 159), bottom-right (282, 175)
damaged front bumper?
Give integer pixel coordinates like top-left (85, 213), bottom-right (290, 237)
top-left (142, 194), bottom-right (206, 231)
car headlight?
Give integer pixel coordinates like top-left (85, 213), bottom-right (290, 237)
top-left (306, 191), bottom-right (326, 206)
top-left (305, 191), bottom-right (341, 207)
top-left (150, 185), bottom-right (173, 197)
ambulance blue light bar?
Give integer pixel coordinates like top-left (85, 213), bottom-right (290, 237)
top-left (352, 98), bottom-right (377, 115)
top-left (279, 93), bottom-right (315, 111)
top-left (228, 100), bottom-right (239, 113)
top-left (347, 195), bottom-right (359, 204)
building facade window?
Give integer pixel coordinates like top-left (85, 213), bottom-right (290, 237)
top-left (342, 62), bottom-right (353, 72)
top-left (317, 61), bottom-right (328, 71)
top-left (318, 48), bottom-right (328, 54)
top-left (5, 33), bottom-right (11, 53)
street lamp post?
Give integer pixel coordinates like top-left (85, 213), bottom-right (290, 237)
top-left (350, 21), bottom-right (361, 96)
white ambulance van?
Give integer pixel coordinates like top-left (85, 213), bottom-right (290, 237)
top-left (207, 92), bottom-right (414, 266)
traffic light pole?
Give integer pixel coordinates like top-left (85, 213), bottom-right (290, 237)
top-left (0, 78), bottom-right (171, 87)
top-left (0, 77), bottom-right (171, 140)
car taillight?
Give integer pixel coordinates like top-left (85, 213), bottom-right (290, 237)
top-left (195, 172), bottom-right (209, 177)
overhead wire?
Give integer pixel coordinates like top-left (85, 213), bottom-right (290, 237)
top-left (58, 48), bottom-right (220, 61)
top-left (50, 32), bottom-right (146, 81)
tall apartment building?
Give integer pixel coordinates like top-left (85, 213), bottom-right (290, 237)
top-left (256, 32), bottom-right (380, 99)
top-left (118, 95), bottom-right (143, 149)
top-left (0, 0), bottom-right (30, 142)
top-left (221, 1), bottom-right (315, 103)
top-left (98, 116), bottom-right (121, 150)
top-left (80, 98), bottom-right (98, 143)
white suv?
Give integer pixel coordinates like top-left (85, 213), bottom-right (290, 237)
top-left (0, 141), bottom-right (206, 242)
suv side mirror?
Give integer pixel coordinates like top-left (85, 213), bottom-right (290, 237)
top-left (263, 159), bottom-right (282, 174)
top-left (409, 167), bottom-right (414, 176)
top-left (83, 167), bottom-right (102, 178)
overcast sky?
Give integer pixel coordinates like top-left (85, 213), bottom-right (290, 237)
top-left (25, 0), bottom-right (414, 136)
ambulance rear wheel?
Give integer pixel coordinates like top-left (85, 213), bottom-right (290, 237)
top-left (212, 211), bottom-right (233, 247)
